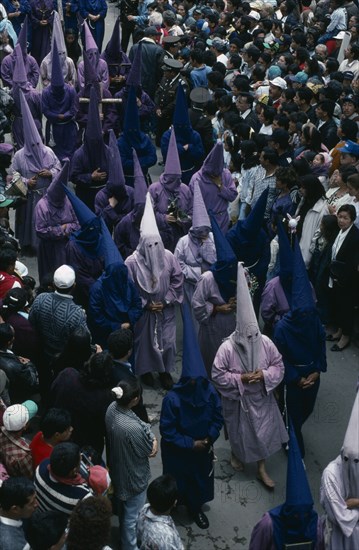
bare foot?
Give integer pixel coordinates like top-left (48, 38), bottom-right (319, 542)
top-left (257, 470), bottom-right (275, 489)
top-left (337, 336), bottom-right (350, 348)
top-left (230, 453), bottom-right (244, 472)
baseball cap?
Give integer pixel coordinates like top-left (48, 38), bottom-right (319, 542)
top-left (0, 193), bottom-right (14, 208)
top-left (3, 404), bottom-right (29, 431)
top-left (22, 400), bottom-right (38, 420)
top-left (343, 71), bottom-right (355, 81)
top-left (338, 140), bottom-right (359, 156)
top-left (289, 71), bottom-right (308, 85)
top-left (248, 10), bottom-right (261, 21)
top-left (275, 34), bottom-right (292, 47)
top-left (206, 37), bottom-right (227, 51)
top-left (333, 31), bottom-right (346, 40)
top-left (267, 65), bottom-right (282, 80)
top-left (53, 265), bottom-right (76, 289)
top-left (269, 77), bottom-right (287, 90)
top-left (144, 26), bottom-right (161, 37)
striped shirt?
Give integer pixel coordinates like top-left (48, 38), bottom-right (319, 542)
top-left (34, 459), bottom-right (92, 515)
top-left (105, 403), bottom-right (154, 501)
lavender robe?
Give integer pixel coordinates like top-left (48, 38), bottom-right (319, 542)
top-left (174, 233), bottom-right (216, 331)
top-left (260, 276), bottom-right (290, 328)
top-left (34, 196), bottom-right (80, 282)
top-left (77, 58), bottom-right (109, 90)
top-left (189, 169), bottom-right (237, 233)
top-left (125, 250), bottom-right (184, 376)
top-left (11, 147), bottom-right (61, 249)
top-left (42, 85), bottom-right (78, 162)
top-left (1, 53), bottom-right (40, 88)
top-left (148, 181), bottom-right (193, 252)
top-left (249, 512), bottom-right (325, 550)
top-left (94, 186), bottom-right (134, 232)
top-left (29, 0), bottom-right (54, 65)
top-left (192, 271), bottom-right (236, 376)
top-left (320, 456), bottom-right (359, 550)
top-left (11, 88), bottom-right (42, 151)
top-left (212, 336), bottom-right (288, 463)
top-left (113, 212), bottom-right (140, 258)
top-left (40, 56), bottom-right (77, 87)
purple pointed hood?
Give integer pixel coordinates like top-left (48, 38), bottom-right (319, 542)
top-left (192, 180), bottom-right (210, 229)
top-left (45, 12), bottom-right (67, 79)
top-left (201, 142), bottom-right (224, 178)
top-left (50, 39), bottom-right (65, 89)
top-left (12, 44), bottom-right (27, 84)
top-left (107, 129), bottom-right (127, 199)
top-left (20, 90), bottom-right (47, 172)
top-left (18, 16), bottom-right (28, 58)
top-left (84, 20), bottom-right (98, 52)
top-left (83, 50), bottom-right (101, 98)
top-left (160, 127), bottom-right (182, 191)
top-left (47, 159), bottom-right (69, 207)
top-left (83, 85), bottom-right (108, 170)
top-left (133, 148), bottom-right (147, 205)
top-left (126, 42), bottom-right (142, 87)
top-left (103, 17), bottom-right (122, 62)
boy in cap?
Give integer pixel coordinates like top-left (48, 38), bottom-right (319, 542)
top-left (0, 404), bottom-right (34, 478)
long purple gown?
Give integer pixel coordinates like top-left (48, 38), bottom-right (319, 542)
top-left (42, 85), bottom-right (78, 162)
top-left (125, 250), bottom-right (184, 376)
top-left (192, 271), bottom-right (236, 376)
top-left (94, 186), bottom-right (134, 231)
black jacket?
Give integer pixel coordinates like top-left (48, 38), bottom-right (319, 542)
top-left (0, 351), bottom-right (38, 403)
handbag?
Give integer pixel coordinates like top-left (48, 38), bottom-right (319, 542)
top-left (5, 172), bottom-right (27, 199)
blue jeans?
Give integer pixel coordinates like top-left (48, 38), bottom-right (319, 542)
top-left (117, 489), bottom-right (147, 550)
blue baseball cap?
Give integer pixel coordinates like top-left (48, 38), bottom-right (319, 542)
top-left (289, 71), bottom-right (308, 85)
top-left (338, 140), bottom-right (359, 156)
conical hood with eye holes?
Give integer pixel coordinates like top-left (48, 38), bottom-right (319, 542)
top-left (192, 180), bottom-right (210, 229)
top-left (201, 141), bottom-right (224, 178)
top-left (50, 39), bottom-right (65, 89)
top-left (12, 44), bottom-right (27, 84)
top-left (19, 89), bottom-right (46, 172)
top-left (83, 20), bottom-right (98, 52)
top-left (47, 158), bottom-right (69, 207)
top-left (103, 16), bottom-right (122, 60)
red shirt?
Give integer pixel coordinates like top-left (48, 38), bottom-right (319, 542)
top-left (30, 431), bottom-right (53, 468)
top-left (0, 271), bottom-right (22, 300)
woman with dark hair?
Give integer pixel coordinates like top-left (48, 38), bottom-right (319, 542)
top-left (51, 325), bottom-right (98, 377)
top-left (67, 496), bottom-right (112, 550)
top-left (326, 204), bottom-right (359, 351)
top-left (326, 166), bottom-right (356, 214)
top-left (296, 123), bottom-right (329, 158)
top-left (294, 47), bottom-right (310, 70)
top-left (295, 175), bottom-right (329, 267)
top-left (303, 57), bottom-right (321, 78)
top-left (0, 287), bottom-right (39, 362)
top-left (50, 352), bottom-right (114, 453)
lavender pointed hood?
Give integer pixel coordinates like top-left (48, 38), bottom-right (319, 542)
top-left (192, 180), bottom-right (210, 229)
top-left (47, 159), bottom-right (69, 207)
top-left (160, 127), bottom-right (182, 191)
top-left (20, 90), bottom-right (47, 172)
top-left (201, 142), bottom-right (224, 178)
top-left (84, 20), bottom-right (98, 52)
top-left (103, 17), bottom-right (122, 62)
top-left (18, 16), bottom-right (28, 58)
top-left (126, 42), bottom-right (142, 87)
top-left (107, 129), bottom-right (127, 199)
top-left (12, 44), bottom-right (27, 84)
top-left (133, 148), bottom-right (147, 205)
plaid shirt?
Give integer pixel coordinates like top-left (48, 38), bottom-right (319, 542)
top-left (0, 427), bottom-right (33, 478)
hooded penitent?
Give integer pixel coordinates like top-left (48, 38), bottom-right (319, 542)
top-left (126, 41), bottom-right (142, 88)
top-left (132, 147), bottom-right (147, 223)
top-left (83, 20), bottom-right (99, 66)
top-left (12, 43), bottom-right (27, 86)
top-left (44, 11), bottom-right (68, 78)
top-left (134, 193), bottom-right (165, 294)
top-left (230, 262), bottom-right (263, 372)
top-left (269, 423), bottom-right (318, 548)
top-left (64, 186), bottom-right (103, 258)
top-left (19, 90), bottom-right (47, 173)
top-left (201, 141), bottom-right (224, 179)
top-left (277, 219), bottom-right (294, 305)
top-left (123, 85), bottom-right (147, 149)
top-left (159, 127), bottom-right (182, 193)
top-left (82, 85), bottom-right (108, 171)
top-left (107, 129), bottom-right (127, 201)
top-left (49, 39), bottom-right (65, 97)
top-left (172, 83), bottom-right (192, 143)
top-left (341, 387), bottom-right (359, 499)
top-left (102, 16), bottom-right (123, 63)
top-left (209, 212), bottom-right (237, 302)
top-left (188, 182), bottom-right (215, 265)
top-left (47, 159), bottom-right (69, 208)
top-left (18, 16), bottom-right (28, 59)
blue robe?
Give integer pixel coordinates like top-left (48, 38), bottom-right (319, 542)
top-left (29, 0), bottom-right (55, 65)
top-left (160, 377), bottom-right (223, 514)
top-left (117, 133), bottom-right (157, 187)
top-left (79, 0), bottom-right (107, 52)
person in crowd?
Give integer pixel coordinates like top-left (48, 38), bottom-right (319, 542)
top-left (30, 408), bottom-right (73, 468)
top-left (212, 263), bottom-right (288, 488)
top-left (0, 477), bottom-right (38, 550)
top-left (29, 0), bottom-right (54, 65)
top-left (1, 17), bottom-right (39, 88)
top-left (77, 21), bottom-right (109, 90)
top-left (26, 509), bottom-right (68, 550)
top-left (160, 305), bottom-right (223, 529)
top-left (51, 326), bottom-right (97, 377)
top-left (79, 0), bottom-right (107, 53)
top-left (105, 379), bottom-right (157, 550)
top-left (66, 495), bottom-right (112, 550)
top-left (125, 193), bottom-right (183, 390)
top-left (0, 404), bottom-right (34, 478)
top-left (100, 17), bottom-right (131, 96)
top-left (128, 26), bottom-right (165, 99)
top-left (0, 248), bottom-right (23, 299)
top-left (50, 352), bottom-right (114, 454)
top-left (136, 475), bottom-right (184, 550)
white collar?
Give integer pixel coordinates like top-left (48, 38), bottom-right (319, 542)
top-left (54, 291), bottom-right (73, 299)
top-left (241, 109), bottom-right (252, 119)
top-left (0, 516), bottom-right (22, 527)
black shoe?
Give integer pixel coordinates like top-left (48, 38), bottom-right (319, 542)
top-left (159, 372), bottom-right (174, 390)
top-left (192, 511), bottom-right (209, 529)
top-left (141, 373), bottom-right (155, 387)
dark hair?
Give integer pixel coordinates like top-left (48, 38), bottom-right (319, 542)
top-left (26, 510), bottom-right (68, 550)
top-left (321, 214), bottom-right (340, 243)
top-left (340, 119), bottom-right (358, 141)
top-left (50, 442), bottom-right (80, 477)
top-left (113, 378), bottom-right (141, 407)
top-left (301, 124), bottom-right (324, 152)
top-left (212, 62), bottom-right (226, 76)
top-left (299, 174), bottom-right (325, 205)
top-left (240, 140), bottom-right (260, 169)
top-left (347, 173), bottom-right (359, 190)
top-left (81, 351), bottom-right (113, 389)
top-left (305, 57), bottom-right (320, 77)
top-left (261, 146), bottom-right (278, 165)
top-left (295, 47), bottom-right (310, 64)
top-left (67, 496), bottom-right (112, 550)
top-left (351, 43), bottom-right (359, 60)
top-left (292, 32), bottom-right (306, 47)
top-left (273, 114), bottom-right (289, 131)
top-left (296, 88), bottom-right (314, 104)
top-left (0, 322), bottom-right (14, 349)
top-left (0, 477), bottom-right (35, 510)
top-left (207, 71), bottom-right (224, 87)
top-left (107, 328), bottom-right (133, 359)
top-left (337, 203), bottom-right (357, 221)
top-left (147, 475), bottom-right (178, 513)
top-left (228, 53), bottom-right (241, 69)
top-left (232, 75), bottom-right (250, 92)
top-left (276, 166), bottom-right (298, 189)
top-left (252, 63), bottom-right (266, 81)
top-left (339, 166), bottom-right (357, 182)
top-left (52, 326), bottom-right (93, 375)
top-left (0, 248), bottom-right (17, 271)
top-left (190, 48), bottom-right (204, 64)
top-left (326, 57), bottom-right (340, 73)
top-left (318, 100), bottom-right (335, 117)
top-left (202, 49), bottom-right (216, 67)
top-left (40, 408), bottom-right (72, 439)
top-left (261, 105), bottom-right (275, 124)
top-left (292, 157), bottom-right (312, 176)
top-left (259, 51), bottom-right (271, 66)
top-left (1, 287), bottom-right (28, 318)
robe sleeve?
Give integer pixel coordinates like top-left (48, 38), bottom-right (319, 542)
top-left (218, 170), bottom-right (239, 202)
top-left (139, 93), bottom-right (155, 118)
top-left (260, 280), bottom-right (280, 325)
top-left (163, 254), bottom-right (184, 305)
top-left (211, 343), bottom-right (245, 399)
top-left (48, 152), bottom-right (62, 177)
top-left (192, 274), bottom-right (216, 323)
top-left (77, 62), bottom-right (85, 90)
top-left (160, 394), bottom-right (195, 449)
top-left (127, 281), bottom-right (144, 327)
top-left (174, 238), bottom-right (202, 283)
top-left (261, 336), bottom-right (285, 394)
top-left (29, 57), bottom-right (40, 88)
top-left (187, 133), bottom-right (205, 161)
top-left (320, 464), bottom-right (359, 538)
top-left (35, 204), bottom-right (67, 240)
top-left (89, 283), bottom-right (120, 334)
top-left (248, 513), bottom-right (274, 550)
top-left (100, 62), bottom-right (110, 90)
top-left (207, 388), bottom-right (224, 443)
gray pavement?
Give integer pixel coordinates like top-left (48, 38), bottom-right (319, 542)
top-left (9, 7), bottom-right (359, 548)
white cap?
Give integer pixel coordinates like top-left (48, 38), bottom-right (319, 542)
top-left (269, 77), bottom-right (287, 90)
top-left (3, 404), bottom-right (29, 431)
top-left (248, 10), bottom-right (260, 20)
top-left (334, 31), bottom-right (345, 40)
top-left (53, 265), bottom-right (76, 289)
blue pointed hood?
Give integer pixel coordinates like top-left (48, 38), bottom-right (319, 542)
top-left (286, 423), bottom-right (314, 507)
top-left (209, 211), bottom-right (237, 302)
top-left (51, 39), bottom-right (65, 89)
top-left (241, 187), bottom-right (269, 239)
top-left (99, 218), bottom-right (124, 268)
top-left (124, 85), bottom-right (140, 134)
top-left (63, 185), bottom-right (97, 226)
top-left (181, 303), bottom-right (208, 379)
top-left (126, 42), bottom-right (142, 87)
top-left (107, 129), bottom-right (126, 199)
top-left (292, 237), bottom-right (316, 313)
top-left (18, 16), bottom-right (28, 58)
top-left (277, 220), bottom-right (294, 305)
top-left (172, 84), bottom-right (192, 142)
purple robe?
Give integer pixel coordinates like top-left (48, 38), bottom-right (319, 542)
top-left (113, 211), bottom-right (140, 258)
top-left (11, 87), bottom-right (42, 151)
top-left (77, 58), bottom-right (109, 90)
top-left (192, 271), bottom-right (236, 376)
top-left (125, 250), bottom-right (184, 376)
top-left (148, 181), bottom-right (193, 252)
top-left (260, 276), bottom-right (290, 328)
top-left (76, 87), bottom-right (117, 138)
top-left (42, 84), bottom-right (78, 162)
top-left (249, 512), bottom-right (325, 550)
top-left (29, 0), bottom-right (54, 65)
top-left (189, 169), bottom-right (237, 233)
top-left (212, 336), bottom-right (288, 463)
top-left (1, 52), bottom-right (40, 88)
top-left (70, 143), bottom-right (110, 211)
top-left (11, 147), bottom-right (61, 249)
top-left (65, 239), bottom-right (104, 305)
top-left (34, 196), bottom-right (80, 282)
top-left (94, 186), bottom-right (134, 232)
